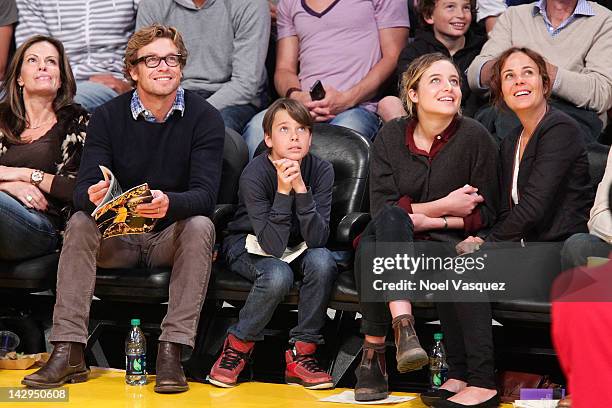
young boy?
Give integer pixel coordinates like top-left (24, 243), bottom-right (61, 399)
top-left (209, 98), bottom-right (338, 389)
top-left (378, 0), bottom-right (485, 121)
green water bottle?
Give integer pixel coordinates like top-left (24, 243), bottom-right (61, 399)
top-left (125, 319), bottom-right (147, 385)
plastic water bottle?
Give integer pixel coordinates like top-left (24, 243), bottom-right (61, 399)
top-left (125, 319), bottom-right (147, 385)
top-left (0, 331), bottom-right (20, 357)
top-left (429, 332), bottom-right (448, 390)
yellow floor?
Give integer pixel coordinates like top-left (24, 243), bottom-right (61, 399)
top-left (0, 367), bottom-right (513, 407)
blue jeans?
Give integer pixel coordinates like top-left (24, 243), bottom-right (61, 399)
top-left (225, 240), bottom-right (338, 343)
top-left (0, 192), bottom-right (59, 261)
top-left (190, 90), bottom-right (260, 134)
top-left (561, 233), bottom-right (612, 270)
top-left (242, 106), bottom-right (381, 159)
top-left (220, 104), bottom-right (260, 134)
top-left (74, 80), bottom-right (119, 112)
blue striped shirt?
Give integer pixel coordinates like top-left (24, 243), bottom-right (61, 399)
top-left (15, 0), bottom-right (139, 80)
top-left (130, 87), bottom-right (185, 123)
top-left (533, 0), bottom-right (595, 37)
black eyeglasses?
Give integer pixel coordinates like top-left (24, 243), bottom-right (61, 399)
top-left (133, 54), bottom-right (183, 68)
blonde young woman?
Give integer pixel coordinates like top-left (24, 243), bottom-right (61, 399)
top-left (353, 53), bottom-right (499, 406)
top-left (0, 35), bottom-right (87, 261)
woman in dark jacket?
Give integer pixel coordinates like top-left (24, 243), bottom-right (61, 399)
top-left (460, 47), bottom-right (591, 247)
top-left (487, 50), bottom-right (591, 243)
top-left (448, 47), bottom-right (592, 408)
top-left (0, 35), bottom-right (88, 261)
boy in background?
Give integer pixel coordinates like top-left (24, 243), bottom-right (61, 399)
top-left (379, 0), bottom-right (485, 121)
top-left (209, 98), bottom-right (338, 390)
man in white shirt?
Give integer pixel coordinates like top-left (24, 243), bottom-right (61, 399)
top-left (15, 0), bottom-right (137, 111)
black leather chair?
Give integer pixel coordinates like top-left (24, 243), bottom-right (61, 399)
top-left (0, 253), bottom-right (59, 293)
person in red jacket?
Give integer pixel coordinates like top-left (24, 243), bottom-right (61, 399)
top-left (551, 186), bottom-right (612, 408)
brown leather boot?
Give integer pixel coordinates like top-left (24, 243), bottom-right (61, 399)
top-left (21, 342), bottom-right (89, 388)
top-left (354, 341), bottom-right (388, 402)
top-left (154, 341), bottom-right (188, 393)
top-left (392, 314), bottom-right (428, 373)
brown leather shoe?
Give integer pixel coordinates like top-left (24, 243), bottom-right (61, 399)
top-left (154, 341), bottom-right (189, 393)
top-left (557, 395), bottom-right (571, 408)
top-left (21, 342), bottom-right (89, 388)
top-left (392, 314), bottom-right (428, 373)
top-left (354, 341), bottom-right (388, 401)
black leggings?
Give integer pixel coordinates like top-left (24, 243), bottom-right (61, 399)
top-left (437, 302), bottom-right (495, 389)
top-left (354, 205), bottom-right (495, 389)
top-left (354, 206), bottom-right (414, 337)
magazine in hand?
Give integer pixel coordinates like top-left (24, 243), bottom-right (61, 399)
top-left (91, 165), bottom-right (157, 239)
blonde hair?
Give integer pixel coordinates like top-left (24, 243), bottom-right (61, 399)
top-left (123, 24), bottom-right (188, 85)
top-left (399, 53), bottom-right (460, 118)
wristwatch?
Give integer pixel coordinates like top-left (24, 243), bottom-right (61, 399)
top-left (30, 169), bottom-right (44, 186)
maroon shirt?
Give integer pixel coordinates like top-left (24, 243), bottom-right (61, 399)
top-left (399, 117), bottom-right (483, 233)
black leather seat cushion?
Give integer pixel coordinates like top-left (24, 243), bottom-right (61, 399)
top-left (493, 300), bottom-right (551, 314)
top-left (492, 300), bottom-right (551, 324)
top-left (0, 253), bottom-right (59, 290)
top-left (94, 267), bottom-right (171, 302)
top-left (217, 127), bottom-right (249, 205)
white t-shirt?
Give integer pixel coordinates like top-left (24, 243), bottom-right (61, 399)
top-left (476, 0), bottom-right (507, 22)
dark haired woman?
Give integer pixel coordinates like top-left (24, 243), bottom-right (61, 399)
top-left (445, 47), bottom-right (592, 408)
top-left (463, 47), bottom-right (592, 245)
top-left (0, 35), bottom-right (88, 261)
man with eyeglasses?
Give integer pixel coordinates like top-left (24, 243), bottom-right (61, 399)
top-left (22, 25), bottom-right (225, 394)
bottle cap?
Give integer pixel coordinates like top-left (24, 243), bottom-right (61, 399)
top-left (131, 319), bottom-right (141, 326)
top-left (434, 332), bottom-right (443, 341)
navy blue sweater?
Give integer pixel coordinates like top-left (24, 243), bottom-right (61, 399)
top-left (74, 90), bottom-right (225, 231)
top-left (224, 153), bottom-right (334, 258)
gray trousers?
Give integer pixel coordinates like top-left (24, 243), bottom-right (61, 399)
top-left (49, 211), bottom-right (215, 348)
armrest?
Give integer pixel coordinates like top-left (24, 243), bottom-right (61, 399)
top-left (335, 212), bottom-right (371, 244)
top-left (212, 204), bottom-right (237, 233)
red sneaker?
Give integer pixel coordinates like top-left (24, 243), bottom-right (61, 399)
top-left (285, 342), bottom-right (333, 390)
top-left (208, 334), bottom-right (254, 388)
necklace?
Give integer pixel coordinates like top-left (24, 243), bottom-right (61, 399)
top-left (25, 118), bottom-right (56, 130)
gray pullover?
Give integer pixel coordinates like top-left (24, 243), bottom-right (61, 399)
top-left (137, 0), bottom-right (270, 110)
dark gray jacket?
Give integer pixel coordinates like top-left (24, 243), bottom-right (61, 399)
top-left (487, 107), bottom-right (592, 242)
top-left (225, 153), bottom-right (334, 258)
